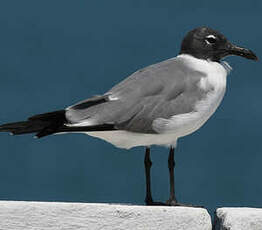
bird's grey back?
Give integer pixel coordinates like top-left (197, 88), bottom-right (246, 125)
top-left (65, 57), bottom-right (207, 133)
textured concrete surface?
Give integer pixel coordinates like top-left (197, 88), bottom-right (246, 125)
top-left (215, 207), bottom-right (262, 230)
top-left (0, 201), bottom-right (212, 230)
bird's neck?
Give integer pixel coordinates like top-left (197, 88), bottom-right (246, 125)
top-left (176, 54), bottom-right (232, 75)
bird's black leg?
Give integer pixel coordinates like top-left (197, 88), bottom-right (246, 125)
top-left (166, 146), bottom-right (203, 207)
top-left (144, 147), bottom-right (153, 204)
top-left (144, 147), bottom-right (165, 206)
top-left (166, 146), bottom-right (178, 205)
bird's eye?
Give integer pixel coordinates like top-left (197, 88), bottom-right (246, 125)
top-left (205, 35), bottom-right (217, 44)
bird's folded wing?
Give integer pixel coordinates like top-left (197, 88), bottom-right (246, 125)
top-left (65, 57), bottom-right (207, 133)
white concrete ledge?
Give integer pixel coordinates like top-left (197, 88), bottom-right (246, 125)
top-left (0, 201), bottom-right (212, 230)
top-left (215, 207), bottom-right (262, 230)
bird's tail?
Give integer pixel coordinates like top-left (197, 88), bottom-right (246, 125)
top-left (0, 110), bottom-right (67, 138)
top-left (0, 110), bottom-right (115, 138)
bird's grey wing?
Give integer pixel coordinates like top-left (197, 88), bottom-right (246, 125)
top-left (65, 57), bottom-right (207, 133)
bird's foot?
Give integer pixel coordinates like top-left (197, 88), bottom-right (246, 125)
top-left (166, 199), bottom-right (204, 208)
top-left (145, 198), bottom-right (166, 206)
top-left (145, 197), bottom-right (203, 207)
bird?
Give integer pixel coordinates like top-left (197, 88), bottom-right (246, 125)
top-left (0, 26), bottom-right (258, 206)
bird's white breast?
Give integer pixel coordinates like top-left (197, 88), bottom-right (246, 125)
top-left (152, 54), bottom-right (230, 138)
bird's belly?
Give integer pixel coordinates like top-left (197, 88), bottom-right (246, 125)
top-left (86, 131), bottom-right (178, 149)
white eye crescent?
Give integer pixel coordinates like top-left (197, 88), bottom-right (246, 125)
top-left (205, 35), bottom-right (217, 44)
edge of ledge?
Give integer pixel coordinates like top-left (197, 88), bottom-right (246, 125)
top-left (0, 200), bottom-right (212, 230)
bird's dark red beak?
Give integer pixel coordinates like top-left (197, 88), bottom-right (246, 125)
top-left (227, 43), bottom-right (258, 61)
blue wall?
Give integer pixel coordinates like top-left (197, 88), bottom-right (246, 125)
top-left (0, 0), bottom-right (261, 214)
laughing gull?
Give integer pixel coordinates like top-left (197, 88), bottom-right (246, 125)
top-left (0, 27), bottom-right (258, 206)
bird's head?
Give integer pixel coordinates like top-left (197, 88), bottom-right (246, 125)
top-left (180, 26), bottom-right (258, 62)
